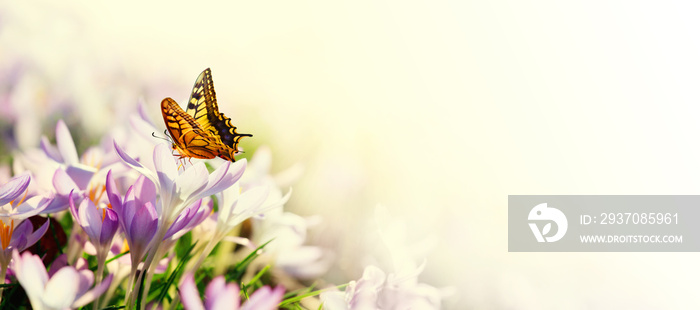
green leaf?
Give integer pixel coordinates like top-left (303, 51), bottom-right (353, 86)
top-left (245, 264), bottom-right (271, 290)
top-left (227, 239), bottom-right (274, 282)
top-left (175, 232), bottom-right (193, 259)
top-left (152, 241), bottom-right (198, 305)
top-left (278, 284), bottom-right (348, 308)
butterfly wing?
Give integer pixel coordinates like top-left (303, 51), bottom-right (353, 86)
top-left (161, 97), bottom-right (224, 160)
top-left (186, 68), bottom-right (252, 153)
top-left (185, 69), bottom-right (215, 131)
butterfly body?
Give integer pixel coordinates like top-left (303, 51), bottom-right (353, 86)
top-left (160, 68), bottom-right (251, 162)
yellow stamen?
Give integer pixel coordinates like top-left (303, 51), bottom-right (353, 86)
top-left (88, 183), bottom-right (97, 203)
top-left (82, 152), bottom-right (102, 171)
top-left (9, 189), bottom-right (29, 207)
top-left (0, 219), bottom-right (15, 250)
top-left (121, 239), bottom-right (130, 253)
top-left (87, 183), bottom-right (107, 205)
top-left (87, 183), bottom-right (110, 221)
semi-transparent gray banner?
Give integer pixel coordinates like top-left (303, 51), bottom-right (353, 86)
top-left (509, 196), bottom-right (700, 252)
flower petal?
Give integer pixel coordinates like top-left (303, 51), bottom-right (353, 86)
top-left (240, 285), bottom-right (285, 310)
top-left (199, 159), bottom-right (247, 200)
top-left (133, 175), bottom-right (157, 208)
top-left (218, 183), bottom-right (240, 225)
top-left (129, 112), bottom-right (157, 140)
top-left (11, 219), bottom-right (32, 239)
top-left (173, 162), bottom-right (209, 208)
top-left (48, 254), bottom-right (68, 277)
top-left (53, 169), bottom-right (78, 196)
top-left (42, 267), bottom-right (80, 309)
top-left (12, 196), bottom-right (52, 221)
top-left (208, 281), bottom-right (240, 310)
top-left (41, 194), bottom-right (71, 214)
top-left (153, 143), bottom-right (177, 192)
top-left (165, 199), bottom-right (211, 240)
top-left (73, 273), bottom-right (113, 308)
top-left (165, 207), bottom-right (192, 240)
top-left (55, 119), bottom-right (79, 165)
top-left (105, 170), bottom-right (122, 211)
top-left (64, 163), bottom-right (97, 190)
top-left (0, 173), bottom-right (30, 206)
top-left (19, 218), bottom-right (49, 252)
top-left (13, 250), bottom-right (49, 306)
top-left (225, 186), bottom-right (270, 228)
top-left (75, 269), bottom-right (94, 299)
top-left (113, 140), bottom-right (159, 189)
top-left (100, 208), bottom-right (118, 246)
top-left (129, 201), bottom-right (158, 257)
top-left (81, 199), bottom-right (103, 243)
top-left (137, 99), bottom-right (156, 126)
top-left (179, 273), bottom-right (205, 310)
top-left (320, 289), bottom-right (350, 310)
top-left (40, 136), bottom-right (63, 162)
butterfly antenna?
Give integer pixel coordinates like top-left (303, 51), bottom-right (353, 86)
top-left (152, 131), bottom-right (174, 143)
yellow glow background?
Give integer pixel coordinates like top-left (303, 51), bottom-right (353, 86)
top-left (5, 1), bottom-right (700, 308)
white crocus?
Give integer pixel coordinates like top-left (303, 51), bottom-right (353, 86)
top-left (13, 250), bottom-right (112, 310)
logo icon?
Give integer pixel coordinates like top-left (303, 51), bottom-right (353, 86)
top-left (528, 203), bottom-right (567, 242)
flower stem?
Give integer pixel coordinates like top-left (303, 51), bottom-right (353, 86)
top-left (92, 249), bottom-right (107, 310)
top-left (138, 223), bottom-right (168, 310)
top-left (0, 264), bottom-right (7, 303)
top-left (124, 256), bottom-right (139, 309)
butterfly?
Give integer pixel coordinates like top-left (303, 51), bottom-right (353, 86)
top-left (161, 68), bottom-right (252, 162)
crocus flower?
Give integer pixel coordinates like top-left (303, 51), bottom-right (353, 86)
top-left (0, 219), bottom-right (49, 279)
top-left (0, 173), bottom-right (52, 225)
top-left (179, 273), bottom-right (284, 310)
top-left (215, 183), bottom-right (272, 240)
top-left (68, 190), bottom-right (118, 252)
top-left (40, 120), bottom-right (97, 192)
top-left (252, 211), bottom-right (329, 280)
top-left (113, 142), bottom-right (246, 227)
top-left (69, 188), bottom-right (118, 288)
top-left (164, 198), bottom-right (212, 241)
top-left (321, 206), bottom-right (446, 310)
top-left (105, 171), bottom-right (158, 267)
top-left (40, 120), bottom-right (122, 214)
top-left (12, 250), bottom-right (113, 310)
top-left (188, 183), bottom-right (279, 274)
top-left (321, 264), bottom-right (443, 310)
top-left (0, 173), bottom-right (52, 274)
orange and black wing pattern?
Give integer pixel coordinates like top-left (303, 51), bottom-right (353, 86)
top-left (161, 97), bottom-right (224, 160)
top-left (185, 68), bottom-right (252, 154)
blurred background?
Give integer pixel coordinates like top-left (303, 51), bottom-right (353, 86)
top-left (3, 1), bottom-right (700, 309)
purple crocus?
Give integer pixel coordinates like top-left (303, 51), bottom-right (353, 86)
top-left (0, 173), bottom-right (52, 279)
top-left (113, 138), bottom-right (246, 308)
top-left (105, 171), bottom-right (158, 268)
top-left (113, 142), bottom-right (246, 227)
top-left (164, 198), bottom-right (212, 241)
top-left (0, 219), bottom-right (49, 277)
top-left (69, 190), bottom-right (118, 267)
top-left (0, 173), bottom-right (52, 224)
top-left (179, 273), bottom-right (284, 310)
